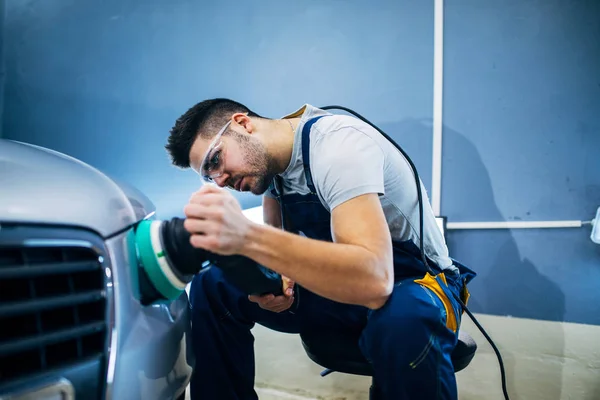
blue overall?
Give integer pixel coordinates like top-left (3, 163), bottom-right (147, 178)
top-left (189, 116), bottom-right (476, 400)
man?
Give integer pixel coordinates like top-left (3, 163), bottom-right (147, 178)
top-left (165, 98), bottom-right (475, 400)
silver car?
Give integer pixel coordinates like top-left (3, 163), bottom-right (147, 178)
top-left (0, 139), bottom-right (193, 400)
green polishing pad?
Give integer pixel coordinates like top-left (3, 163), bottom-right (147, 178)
top-left (135, 220), bottom-right (184, 301)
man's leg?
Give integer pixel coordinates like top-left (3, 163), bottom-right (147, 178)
top-left (188, 266), bottom-right (302, 400)
top-left (359, 277), bottom-right (460, 400)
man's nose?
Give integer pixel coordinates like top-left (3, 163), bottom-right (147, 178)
top-left (213, 174), bottom-right (229, 188)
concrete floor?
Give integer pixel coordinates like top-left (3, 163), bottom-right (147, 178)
top-left (253, 325), bottom-right (371, 399)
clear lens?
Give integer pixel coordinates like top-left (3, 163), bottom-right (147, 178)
top-left (201, 140), bottom-right (226, 181)
top-left (199, 120), bottom-right (231, 182)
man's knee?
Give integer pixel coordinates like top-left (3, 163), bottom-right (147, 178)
top-left (190, 267), bottom-right (245, 321)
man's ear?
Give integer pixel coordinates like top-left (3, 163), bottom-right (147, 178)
top-left (232, 113), bottom-right (253, 134)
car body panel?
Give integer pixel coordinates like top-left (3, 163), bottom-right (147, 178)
top-left (105, 230), bottom-right (192, 400)
top-left (0, 139), bottom-right (142, 237)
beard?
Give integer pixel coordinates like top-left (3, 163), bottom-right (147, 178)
top-left (234, 133), bottom-right (277, 195)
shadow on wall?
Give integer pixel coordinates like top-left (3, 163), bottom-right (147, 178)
top-left (378, 118), bottom-right (566, 400)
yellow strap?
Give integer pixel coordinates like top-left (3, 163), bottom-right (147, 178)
top-left (462, 283), bottom-right (471, 307)
top-left (414, 272), bottom-right (458, 333)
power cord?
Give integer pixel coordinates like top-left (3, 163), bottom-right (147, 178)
top-left (321, 105), bottom-right (511, 400)
top-left (456, 295), bottom-right (510, 400)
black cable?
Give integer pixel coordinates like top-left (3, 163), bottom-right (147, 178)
top-left (455, 295), bottom-right (510, 400)
top-left (321, 105), bottom-right (510, 400)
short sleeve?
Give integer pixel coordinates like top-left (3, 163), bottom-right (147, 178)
top-left (311, 127), bottom-right (385, 211)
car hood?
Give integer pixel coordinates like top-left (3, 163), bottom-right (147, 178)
top-left (0, 139), bottom-right (156, 237)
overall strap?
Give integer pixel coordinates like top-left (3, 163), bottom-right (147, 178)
top-left (301, 116), bottom-right (326, 194)
top-left (273, 175), bottom-right (287, 231)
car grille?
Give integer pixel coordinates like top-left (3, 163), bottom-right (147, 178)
top-left (0, 239), bottom-right (108, 386)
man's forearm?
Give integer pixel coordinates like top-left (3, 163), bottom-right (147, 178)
top-left (240, 222), bottom-right (393, 309)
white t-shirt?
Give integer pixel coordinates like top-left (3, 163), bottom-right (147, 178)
top-left (266, 104), bottom-right (456, 272)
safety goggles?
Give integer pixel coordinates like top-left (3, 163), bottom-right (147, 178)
top-left (199, 119), bottom-right (232, 183)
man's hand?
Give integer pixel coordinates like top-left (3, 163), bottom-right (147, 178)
top-left (183, 185), bottom-right (252, 255)
top-left (248, 276), bottom-right (295, 313)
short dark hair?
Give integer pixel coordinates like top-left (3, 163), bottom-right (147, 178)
top-left (165, 98), bottom-right (264, 168)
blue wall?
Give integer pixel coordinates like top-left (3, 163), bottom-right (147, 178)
top-left (1, 0), bottom-right (434, 215)
top-left (442, 0), bottom-right (600, 325)
top-left (2, 1), bottom-right (599, 325)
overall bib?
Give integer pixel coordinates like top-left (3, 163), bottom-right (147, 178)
top-left (189, 116), bottom-right (476, 400)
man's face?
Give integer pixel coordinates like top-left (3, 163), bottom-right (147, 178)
top-left (190, 127), bottom-right (275, 195)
